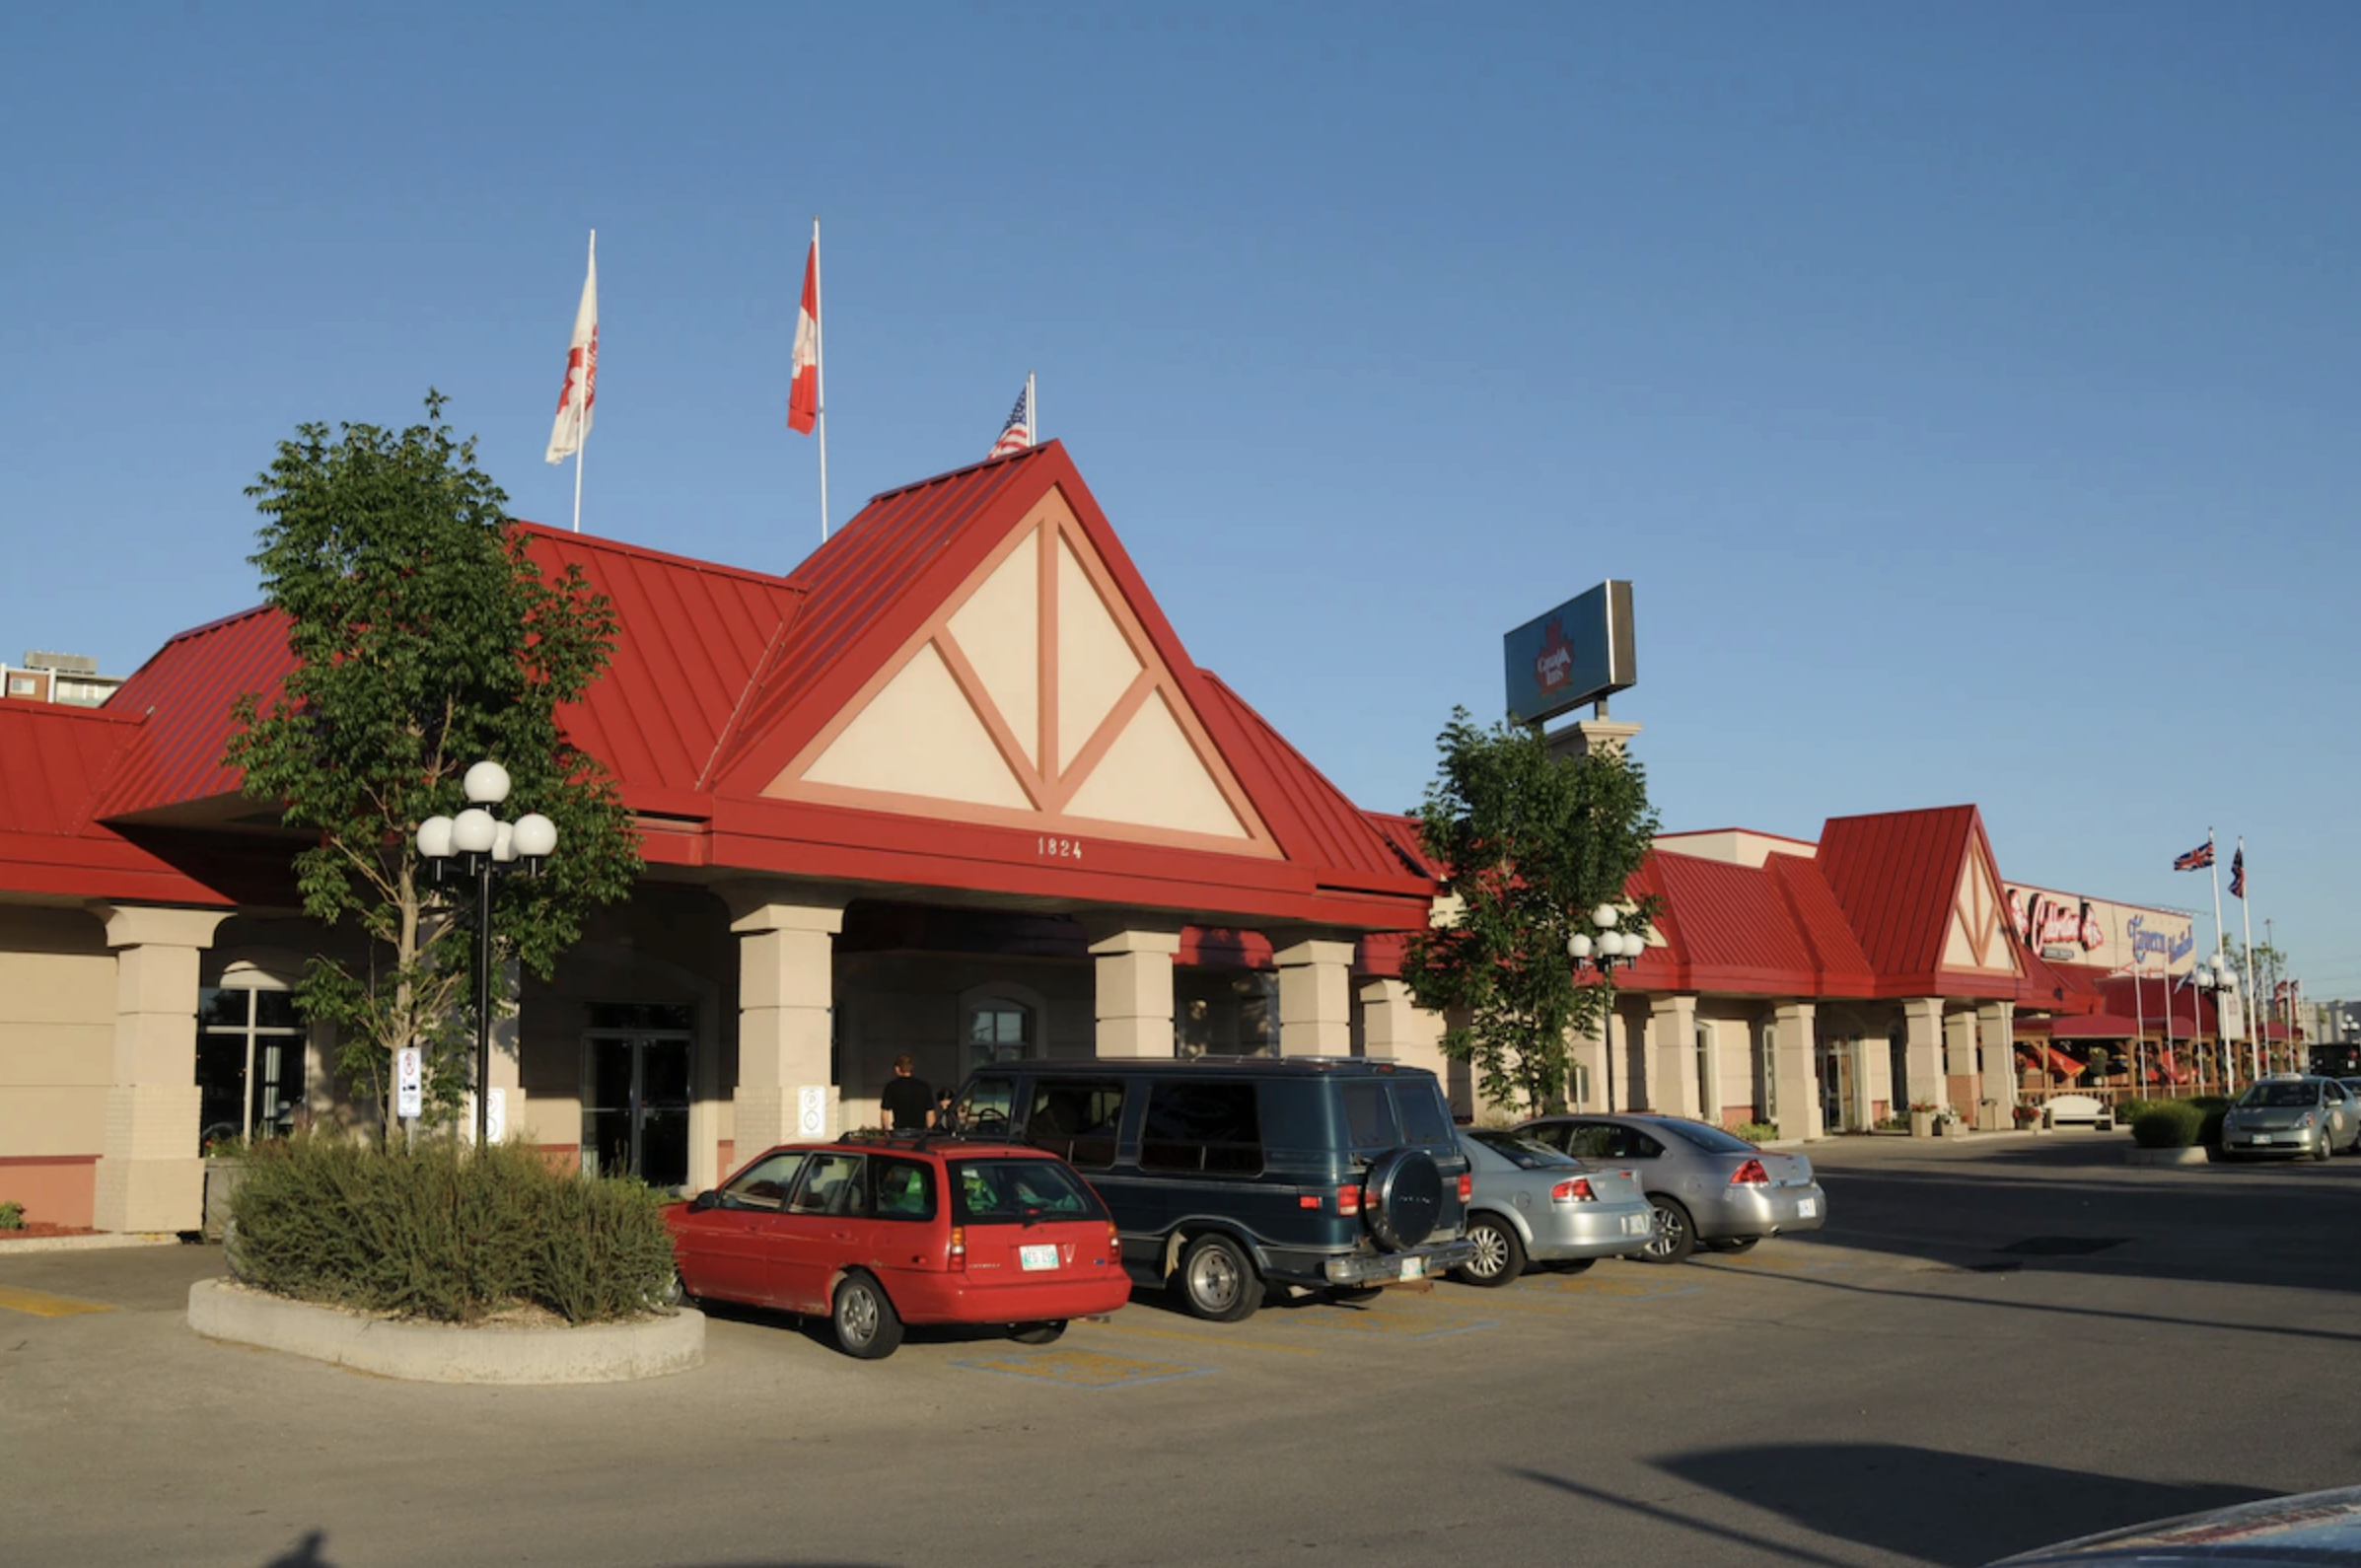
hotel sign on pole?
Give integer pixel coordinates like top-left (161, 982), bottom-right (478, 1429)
top-left (1504, 581), bottom-right (1636, 726)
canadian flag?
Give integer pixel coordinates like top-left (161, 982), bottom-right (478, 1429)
top-left (787, 236), bottom-right (820, 434)
top-left (545, 233), bottom-right (598, 463)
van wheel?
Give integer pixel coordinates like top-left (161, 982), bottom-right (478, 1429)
top-left (1178, 1234), bottom-right (1261, 1322)
top-left (1451, 1214), bottom-right (1526, 1287)
top-left (1009, 1320), bottom-right (1066, 1345)
top-left (831, 1272), bottom-right (904, 1359)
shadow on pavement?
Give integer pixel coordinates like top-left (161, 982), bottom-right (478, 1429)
top-left (258, 1532), bottom-right (893, 1568)
top-left (1516, 1445), bottom-right (2271, 1568)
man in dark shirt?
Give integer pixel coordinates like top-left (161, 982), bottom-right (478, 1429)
top-left (880, 1053), bottom-right (935, 1133)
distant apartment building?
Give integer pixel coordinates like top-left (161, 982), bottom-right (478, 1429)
top-left (1, 651), bottom-right (123, 708)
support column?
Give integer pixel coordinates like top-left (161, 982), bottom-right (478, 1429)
top-left (1273, 939), bottom-right (1355, 1056)
top-left (1647, 994), bottom-right (1701, 1117)
top-left (730, 894), bottom-right (843, 1153)
top-left (1976, 1001), bottom-right (2018, 1110)
top-left (91, 904), bottom-right (228, 1234)
top-left (1358, 977), bottom-right (1447, 1079)
top-left (1090, 929), bottom-right (1180, 1058)
top-left (1570, 1023), bottom-right (1607, 1112)
top-left (1865, 1029), bottom-right (1896, 1122)
top-left (1697, 1017), bottom-right (1727, 1127)
top-left (1771, 1002), bottom-right (1819, 1140)
top-left (1901, 997), bottom-right (1946, 1112)
top-left (1944, 1009), bottom-right (1980, 1110)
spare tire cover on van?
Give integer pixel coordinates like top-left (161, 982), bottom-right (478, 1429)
top-left (1363, 1148), bottom-right (1444, 1251)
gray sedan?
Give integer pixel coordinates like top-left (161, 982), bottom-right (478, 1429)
top-left (2219, 1076), bottom-right (2356, 1161)
top-left (1515, 1113), bottom-right (1827, 1264)
top-left (1450, 1129), bottom-right (1655, 1287)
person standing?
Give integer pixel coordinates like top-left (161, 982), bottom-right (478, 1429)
top-left (880, 1053), bottom-right (935, 1133)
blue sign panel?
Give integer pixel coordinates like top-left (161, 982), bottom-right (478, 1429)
top-left (1503, 581), bottom-right (1636, 726)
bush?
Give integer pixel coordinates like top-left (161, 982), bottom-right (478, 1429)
top-left (2131, 1103), bottom-right (2204, 1149)
top-left (2114, 1099), bottom-right (2156, 1128)
top-left (226, 1135), bottom-right (677, 1324)
top-left (0, 1199), bottom-right (24, 1230)
top-left (1734, 1121), bottom-right (1777, 1144)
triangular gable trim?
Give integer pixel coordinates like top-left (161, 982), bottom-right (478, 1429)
top-left (763, 490), bottom-right (1280, 858)
top-left (1940, 829), bottom-right (2020, 977)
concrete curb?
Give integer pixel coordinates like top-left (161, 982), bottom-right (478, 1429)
top-left (186, 1279), bottom-right (704, 1384)
top-left (2124, 1146), bottom-right (2211, 1167)
top-left (0, 1232), bottom-right (185, 1256)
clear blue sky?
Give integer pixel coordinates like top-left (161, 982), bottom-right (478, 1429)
top-left (4, 4), bottom-right (2355, 994)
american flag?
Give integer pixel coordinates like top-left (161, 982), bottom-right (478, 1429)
top-left (987, 383), bottom-right (1033, 459)
top-left (2172, 838), bottom-right (2215, 872)
top-left (2229, 846), bottom-right (2246, 897)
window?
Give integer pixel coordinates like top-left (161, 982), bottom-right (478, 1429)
top-left (871, 1157), bottom-right (937, 1221)
top-left (1175, 968), bottom-right (1277, 1058)
top-left (196, 986), bottom-right (306, 1148)
top-left (1393, 1080), bottom-right (1453, 1144)
top-left (788, 1152), bottom-right (866, 1216)
top-left (1024, 1077), bottom-right (1123, 1171)
top-left (957, 1077), bottom-right (1015, 1137)
top-left (1467, 1128), bottom-right (1578, 1170)
top-left (1140, 1081), bottom-right (1262, 1175)
top-left (1339, 1081), bottom-right (1398, 1152)
top-left (967, 1000), bottom-right (1035, 1073)
top-left (6, 675), bottom-right (35, 697)
top-left (721, 1151), bottom-right (809, 1210)
top-left (949, 1158), bottom-right (1107, 1226)
top-left (1563, 1121), bottom-right (1666, 1161)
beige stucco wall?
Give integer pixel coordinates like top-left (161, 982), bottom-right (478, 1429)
top-left (0, 905), bottom-right (113, 1225)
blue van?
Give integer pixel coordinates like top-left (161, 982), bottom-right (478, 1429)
top-left (954, 1056), bottom-right (1474, 1322)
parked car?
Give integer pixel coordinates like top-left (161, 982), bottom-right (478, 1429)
top-left (1514, 1112), bottom-right (1827, 1263)
top-left (1988, 1483), bottom-right (2361, 1565)
top-left (956, 1057), bottom-right (1476, 1322)
top-left (662, 1135), bottom-right (1130, 1359)
top-left (2218, 1076), bottom-right (2357, 1161)
top-left (1451, 1128), bottom-right (1655, 1287)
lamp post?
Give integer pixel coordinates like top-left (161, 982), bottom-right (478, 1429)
top-left (414, 761), bottom-right (558, 1147)
top-left (2187, 954), bottom-right (2239, 1094)
top-left (1568, 903), bottom-right (1642, 1112)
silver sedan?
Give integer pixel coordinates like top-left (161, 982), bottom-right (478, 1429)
top-left (1516, 1113), bottom-right (1827, 1264)
top-left (1450, 1129), bottom-right (1655, 1287)
top-left (2219, 1076), bottom-right (2356, 1161)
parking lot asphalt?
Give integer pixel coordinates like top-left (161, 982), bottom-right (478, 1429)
top-left (6, 1130), bottom-right (2361, 1568)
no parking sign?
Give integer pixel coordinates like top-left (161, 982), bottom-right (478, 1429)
top-left (395, 1048), bottom-right (423, 1120)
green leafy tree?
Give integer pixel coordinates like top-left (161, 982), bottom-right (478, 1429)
top-left (1400, 710), bottom-right (1661, 1116)
top-left (224, 393), bottom-right (642, 1139)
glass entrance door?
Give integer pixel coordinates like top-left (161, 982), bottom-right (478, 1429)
top-left (583, 1004), bottom-right (692, 1187)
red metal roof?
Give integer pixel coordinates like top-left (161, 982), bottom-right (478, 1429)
top-left (1635, 850), bottom-right (1873, 997)
top-left (0, 702), bottom-right (234, 905)
top-left (1815, 805), bottom-right (2018, 999)
top-left (96, 606), bottom-right (293, 818)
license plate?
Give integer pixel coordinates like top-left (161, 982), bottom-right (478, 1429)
top-left (1623, 1214), bottom-right (1651, 1235)
top-left (2254, 1134), bottom-right (2274, 1145)
top-left (1399, 1256), bottom-right (1424, 1280)
top-left (1797, 1198), bottom-right (1819, 1218)
top-left (1019, 1244), bottom-right (1058, 1271)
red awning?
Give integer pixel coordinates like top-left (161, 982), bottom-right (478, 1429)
top-left (2043, 1046), bottom-right (2084, 1078)
top-left (2049, 1013), bottom-right (2143, 1040)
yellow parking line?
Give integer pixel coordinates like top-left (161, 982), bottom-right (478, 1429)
top-left (1100, 1321), bottom-right (1321, 1356)
top-left (0, 1285), bottom-right (114, 1318)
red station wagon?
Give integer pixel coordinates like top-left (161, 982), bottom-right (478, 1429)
top-left (662, 1135), bottom-right (1131, 1359)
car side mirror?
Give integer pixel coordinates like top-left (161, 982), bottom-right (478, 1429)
top-left (688, 1189), bottom-right (721, 1212)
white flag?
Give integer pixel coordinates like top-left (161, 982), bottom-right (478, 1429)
top-left (545, 233), bottom-right (599, 463)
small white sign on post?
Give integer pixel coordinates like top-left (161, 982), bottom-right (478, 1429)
top-left (797, 1085), bottom-right (827, 1139)
top-left (395, 1048), bottom-right (423, 1120)
top-left (484, 1088), bottom-right (505, 1144)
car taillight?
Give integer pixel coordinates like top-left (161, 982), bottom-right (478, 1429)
top-left (1458, 1172), bottom-right (1472, 1204)
top-left (1730, 1159), bottom-right (1769, 1185)
top-left (1337, 1183), bottom-right (1363, 1217)
top-left (1550, 1177), bottom-right (1596, 1202)
top-left (948, 1225), bottom-right (966, 1270)
top-left (1107, 1223), bottom-right (1121, 1259)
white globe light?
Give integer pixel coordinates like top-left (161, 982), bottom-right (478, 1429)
top-left (1592, 904), bottom-right (1618, 931)
top-left (464, 760), bottom-right (512, 806)
top-left (414, 815), bottom-right (455, 859)
top-left (452, 808), bottom-right (498, 854)
top-left (511, 813), bottom-right (557, 859)
top-left (1567, 933), bottom-right (1594, 961)
top-left (492, 821), bottom-right (517, 863)
top-left (1603, 931), bottom-right (1630, 959)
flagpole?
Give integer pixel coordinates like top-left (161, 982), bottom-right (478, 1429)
top-left (2241, 861), bottom-right (2258, 1079)
top-left (1027, 369), bottom-right (1037, 448)
top-left (813, 216), bottom-right (829, 543)
top-left (2132, 962), bottom-right (2146, 1100)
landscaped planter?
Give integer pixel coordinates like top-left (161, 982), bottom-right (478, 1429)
top-left (1909, 1110), bottom-right (1936, 1138)
top-left (187, 1279), bottom-right (703, 1384)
